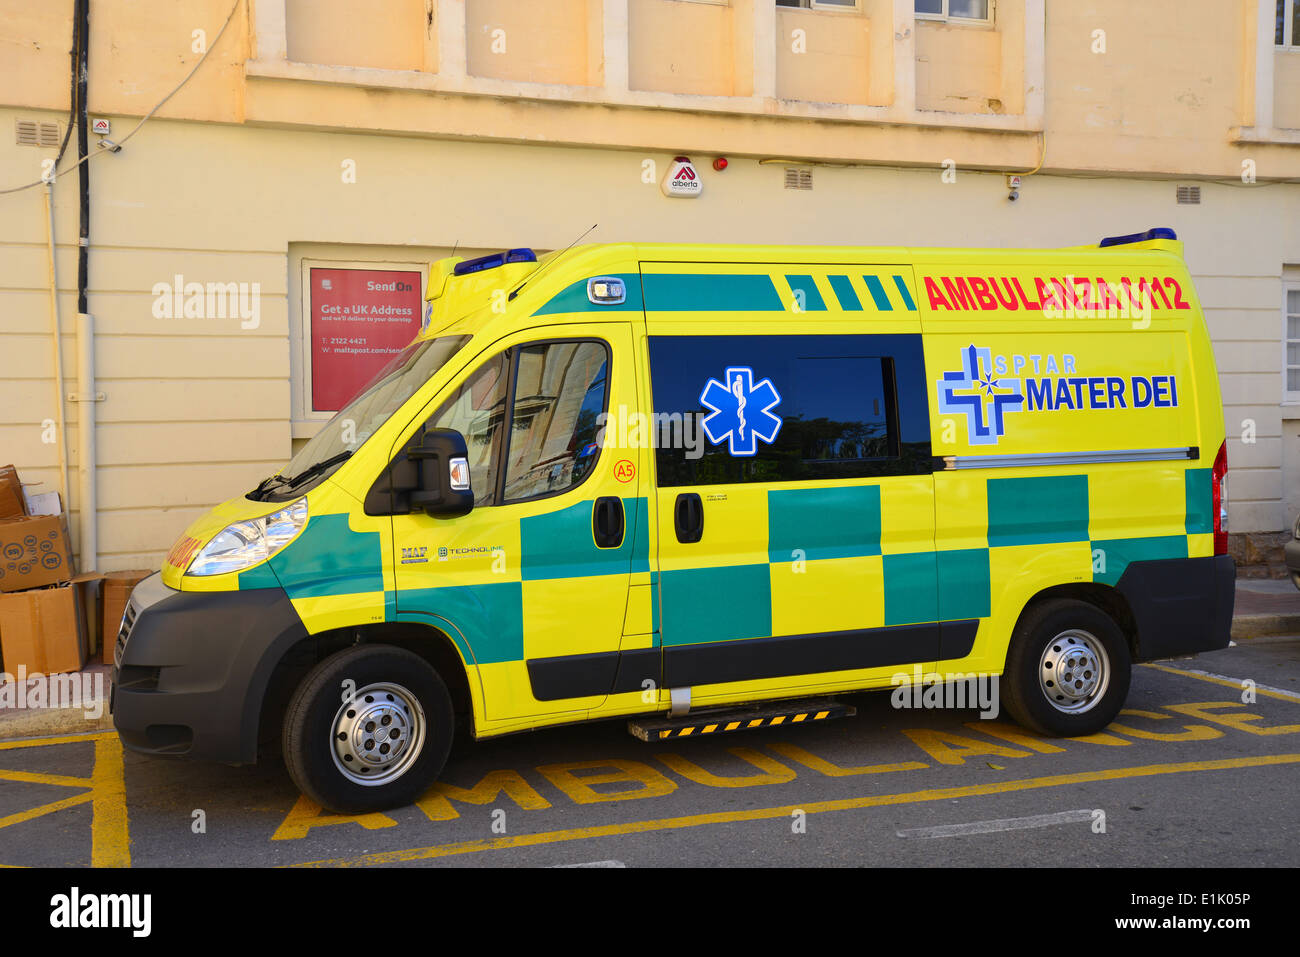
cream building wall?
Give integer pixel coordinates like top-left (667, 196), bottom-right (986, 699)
top-left (1, 0), bottom-right (1298, 572)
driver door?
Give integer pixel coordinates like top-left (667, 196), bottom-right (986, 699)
top-left (393, 325), bottom-right (644, 723)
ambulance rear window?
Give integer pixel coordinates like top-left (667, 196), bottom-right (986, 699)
top-left (648, 333), bottom-right (931, 486)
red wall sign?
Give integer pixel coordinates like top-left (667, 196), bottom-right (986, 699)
top-left (309, 267), bottom-right (423, 412)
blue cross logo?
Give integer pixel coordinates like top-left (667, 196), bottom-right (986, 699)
top-left (700, 367), bottom-right (782, 456)
top-left (937, 344), bottom-right (1024, 445)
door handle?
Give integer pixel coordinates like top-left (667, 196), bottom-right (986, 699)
top-left (674, 492), bottom-right (703, 544)
top-left (593, 496), bottom-right (625, 548)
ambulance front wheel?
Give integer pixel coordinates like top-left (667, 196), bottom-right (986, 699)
top-left (283, 644), bottom-right (454, 814)
top-left (1000, 599), bottom-right (1131, 737)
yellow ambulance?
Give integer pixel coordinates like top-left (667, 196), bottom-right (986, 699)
top-left (112, 228), bottom-right (1235, 813)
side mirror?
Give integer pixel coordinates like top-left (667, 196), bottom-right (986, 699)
top-left (407, 427), bottom-right (474, 517)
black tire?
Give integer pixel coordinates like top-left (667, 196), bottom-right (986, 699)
top-left (283, 644), bottom-right (454, 814)
top-left (1000, 598), bottom-right (1131, 737)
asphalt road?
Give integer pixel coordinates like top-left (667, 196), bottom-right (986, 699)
top-left (2, 636), bottom-right (1298, 868)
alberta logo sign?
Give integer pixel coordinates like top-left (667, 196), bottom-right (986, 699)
top-left (661, 156), bottom-right (702, 198)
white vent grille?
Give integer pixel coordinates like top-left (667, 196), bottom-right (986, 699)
top-left (1176, 184), bottom-right (1201, 205)
top-left (15, 120), bottom-right (61, 147)
top-left (784, 168), bottom-right (813, 190)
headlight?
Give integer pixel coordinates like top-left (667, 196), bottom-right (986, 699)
top-left (186, 499), bottom-right (308, 577)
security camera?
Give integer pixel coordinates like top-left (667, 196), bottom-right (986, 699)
top-left (1008, 187), bottom-right (1020, 202)
top-left (97, 139), bottom-right (122, 153)
top-left (1005, 173), bottom-right (1022, 203)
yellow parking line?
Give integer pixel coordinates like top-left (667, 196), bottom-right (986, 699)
top-left (1140, 663), bottom-right (1300, 702)
top-left (290, 752), bottom-right (1300, 867)
top-left (0, 769), bottom-right (93, 789)
top-left (90, 735), bottom-right (131, 868)
top-left (0, 792), bottom-right (92, 830)
top-left (0, 731), bottom-right (117, 751)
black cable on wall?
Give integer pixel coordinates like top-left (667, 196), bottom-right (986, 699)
top-left (75, 0), bottom-right (89, 316)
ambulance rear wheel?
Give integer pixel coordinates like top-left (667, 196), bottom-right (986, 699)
top-left (1001, 599), bottom-right (1130, 737)
top-left (283, 644), bottom-right (454, 814)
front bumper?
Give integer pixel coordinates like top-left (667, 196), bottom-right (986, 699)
top-left (1116, 554), bottom-right (1236, 661)
top-left (111, 572), bottom-right (308, 763)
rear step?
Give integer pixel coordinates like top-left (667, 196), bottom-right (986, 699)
top-left (627, 699), bottom-right (855, 742)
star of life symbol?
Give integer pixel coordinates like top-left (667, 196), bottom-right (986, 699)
top-left (937, 344), bottom-right (1025, 445)
top-left (700, 367), bottom-right (782, 456)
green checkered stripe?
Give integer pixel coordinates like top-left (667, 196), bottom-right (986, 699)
top-left (660, 472), bottom-right (1211, 649)
top-left (386, 496), bottom-right (650, 667)
top-left (660, 484), bottom-right (979, 647)
top-left (988, 472), bottom-right (1208, 587)
top-left (533, 271), bottom-right (918, 315)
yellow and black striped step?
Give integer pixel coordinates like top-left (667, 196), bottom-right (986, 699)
top-left (627, 699), bottom-right (855, 742)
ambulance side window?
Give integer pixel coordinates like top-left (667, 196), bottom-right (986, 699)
top-left (648, 333), bottom-right (931, 486)
top-left (424, 351), bottom-right (509, 505)
top-left (502, 340), bottom-right (609, 502)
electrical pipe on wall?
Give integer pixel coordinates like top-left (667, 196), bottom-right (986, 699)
top-left (43, 182), bottom-right (71, 525)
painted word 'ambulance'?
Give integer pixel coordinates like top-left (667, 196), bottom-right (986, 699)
top-left (112, 229), bottom-right (1234, 813)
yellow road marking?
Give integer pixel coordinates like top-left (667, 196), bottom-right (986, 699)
top-left (0, 731), bottom-right (117, 751)
top-left (1141, 663), bottom-right (1300, 702)
top-left (290, 752), bottom-right (1300, 867)
top-left (90, 735), bottom-right (131, 867)
top-left (0, 793), bottom-right (93, 830)
top-left (0, 769), bottom-right (93, 789)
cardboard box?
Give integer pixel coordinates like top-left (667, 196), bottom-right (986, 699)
top-left (0, 466), bottom-right (25, 521)
top-left (0, 514), bottom-right (75, 592)
top-left (0, 582), bottom-right (87, 675)
top-left (71, 572), bottom-right (106, 658)
top-left (102, 570), bottom-right (152, 665)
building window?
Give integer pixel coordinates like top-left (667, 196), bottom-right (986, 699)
top-left (777, 0), bottom-right (861, 11)
top-left (1287, 282), bottom-right (1300, 397)
top-left (1279, 0), bottom-right (1300, 46)
top-left (916, 0), bottom-right (991, 22)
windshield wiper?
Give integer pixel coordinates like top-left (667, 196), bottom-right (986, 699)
top-left (281, 450), bottom-right (354, 490)
top-left (250, 472), bottom-right (290, 500)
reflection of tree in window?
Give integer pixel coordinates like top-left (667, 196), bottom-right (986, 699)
top-left (785, 356), bottom-right (893, 464)
top-left (504, 342), bottom-right (608, 501)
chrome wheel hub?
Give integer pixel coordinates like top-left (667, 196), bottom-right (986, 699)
top-left (1038, 630), bottom-right (1110, 714)
top-left (330, 682), bottom-right (426, 786)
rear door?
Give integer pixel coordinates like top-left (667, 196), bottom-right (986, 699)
top-left (641, 261), bottom-right (942, 706)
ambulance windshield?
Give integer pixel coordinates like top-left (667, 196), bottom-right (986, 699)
top-left (250, 335), bottom-right (470, 500)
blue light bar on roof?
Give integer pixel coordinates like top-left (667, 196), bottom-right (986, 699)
top-left (1099, 227), bottom-right (1178, 248)
top-left (452, 248), bottom-right (538, 276)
